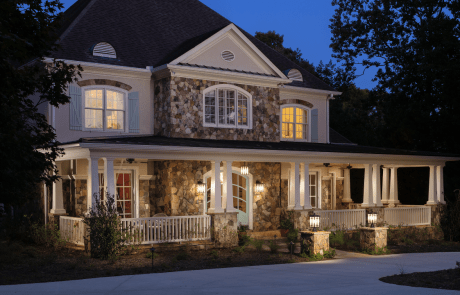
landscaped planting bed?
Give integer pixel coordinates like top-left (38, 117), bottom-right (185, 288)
top-left (380, 268), bottom-right (460, 291)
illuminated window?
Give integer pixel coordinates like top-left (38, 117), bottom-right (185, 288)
top-left (281, 106), bottom-right (309, 141)
top-left (84, 88), bottom-right (125, 131)
top-left (203, 85), bottom-right (251, 128)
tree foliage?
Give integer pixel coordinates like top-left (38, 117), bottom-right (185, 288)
top-left (330, 0), bottom-right (460, 152)
top-left (0, 0), bottom-right (81, 207)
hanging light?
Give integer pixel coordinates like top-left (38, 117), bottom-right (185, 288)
top-left (368, 210), bottom-right (377, 228)
top-left (241, 163), bottom-right (249, 175)
top-left (310, 212), bottom-right (320, 232)
top-left (255, 181), bottom-right (264, 194)
top-left (196, 180), bottom-right (206, 194)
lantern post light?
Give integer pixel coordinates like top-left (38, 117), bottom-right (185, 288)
top-left (310, 212), bottom-right (320, 232)
top-left (368, 210), bottom-right (377, 228)
top-left (150, 247), bottom-right (156, 269)
top-left (196, 180), bottom-right (206, 195)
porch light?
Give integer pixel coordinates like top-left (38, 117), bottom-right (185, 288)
top-left (196, 180), bottom-right (206, 194)
top-left (255, 181), bottom-right (264, 194)
top-left (368, 210), bottom-right (377, 228)
top-left (310, 212), bottom-right (320, 232)
top-left (241, 165), bottom-right (249, 175)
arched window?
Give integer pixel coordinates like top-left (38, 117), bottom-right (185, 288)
top-left (281, 105), bottom-right (310, 141)
top-left (203, 84), bottom-right (252, 129)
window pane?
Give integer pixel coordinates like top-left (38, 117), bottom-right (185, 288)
top-left (106, 111), bottom-right (124, 130)
top-left (241, 176), bottom-right (246, 189)
top-left (218, 95), bottom-right (225, 124)
top-left (232, 173), bottom-right (237, 185)
top-left (85, 109), bottom-right (103, 129)
top-left (205, 92), bottom-right (216, 124)
top-left (107, 90), bottom-right (124, 110)
top-left (85, 90), bottom-right (103, 109)
top-left (233, 185), bottom-right (237, 197)
top-left (124, 174), bottom-right (131, 186)
top-left (282, 107), bottom-right (294, 123)
top-left (226, 91), bottom-right (235, 125)
top-left (282, 123), bottom-right (294, 139)
top-left (310, 185), bottom-right (316, 196)
top-left (296, 108), bottom-right (307, 123)
top-left (311, 196), bottom-right (316, 208)
top-left (237, 93), bottom-right (248, 126)
top-left (240, 201), bottom-right (246, 213)
top-left (310, 174), bottom-right (316, 183)
top-left (296, 123), bottom-right (306, 140)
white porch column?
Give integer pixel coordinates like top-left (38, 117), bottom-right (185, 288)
top-left (209, 160), bottom-right (224, 213)
top-left (50, 162), bottom-right (66, 214)
top-left (303, 162), bottom-right (312, 209)
top-left (342, 168), bottom-right (352, 203)
top-left (437, 165), bottom-right (446, 204)
top-left (103, 157), bottom-right (116, 199)
top-left (372, 164), bottom-right (383, 207)
top-left (388, 167), bottom-right (400, 205)
top-left (362, 164), bottom-right (373, 207)
top-left (427, 165), bottom-right (437, 205)
top-left (294, 162), bottom-right (302, 210)
top-left (224, 161), bottom-right (236, 212)
top-left (88, 157), bottom-right (100, 210)
top-left (381, 168), bottom-right (390, 204)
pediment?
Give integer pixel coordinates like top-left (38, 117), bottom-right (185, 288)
top-left (170, 24), bottom-right (285, 78)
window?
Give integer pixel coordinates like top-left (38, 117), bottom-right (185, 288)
top-left (203, 85), bottom-right (251, 128)
top-left (288, 171), bottom-right (318, 208)
top-left (84, 87), bottom-right (126, 131)
top-left (281, 106), bottom-right (309, 141)
top-left (116, 172), bottom-right (132, 218)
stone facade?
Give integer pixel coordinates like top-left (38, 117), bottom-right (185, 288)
top-left (360, 227), bottom-right (388, 251)
top-left (153, 160), bottom-right (211, 216)
top-left (335, 179), bottom-right (348, 210)
top-left (301, 231), bottom-right (331, 255)
top-left (139, 179), bottom-right (152, 218)
top-left (210, 212), bottom-right (238, 248)
top-left (321, 179), bottom-right (332, 209)
top-left (77, 79), bottom-right (132, 91)
top-left (154, 77), bottom-right (281, 142)
top-left (429, 204), bottom-right (446, 225)
top-left (293, 210), bottom-right (313, 230)
top-left (75, 179), bottom-right (87, 217)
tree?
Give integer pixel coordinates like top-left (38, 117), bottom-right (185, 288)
top-left (255, 30), bottom-right (316, 74)
top-left (0, 1), bottom-right (81, 208)
top-left (330, 0), bottom-right (460, 153)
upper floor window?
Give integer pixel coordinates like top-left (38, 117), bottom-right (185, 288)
top-left (281, 105), bottom-right (310, 141)
top-left (203, 85), bottom-right (252, 129)
top-left (84, 87), bottom-right (126, 131)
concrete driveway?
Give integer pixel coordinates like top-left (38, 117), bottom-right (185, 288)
top-left (1, 252), bottom-right (459, 294)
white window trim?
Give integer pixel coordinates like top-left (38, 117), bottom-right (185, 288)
top-left (202, 84), bottom-right (252, 130)
top-left (81, 85), bottom-right (129, 133)
top-left (280, 104), bottom-right (311, 142)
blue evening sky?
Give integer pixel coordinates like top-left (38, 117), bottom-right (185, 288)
top-left (59, 0), bottom-right (376, 89)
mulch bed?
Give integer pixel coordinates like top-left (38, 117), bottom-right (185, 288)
top-left (380, 268), bottom-right (460, 291)
top-left (0, 241), bottom-right (318, 286)
top-left (388, 241), bottom-right (460, 254)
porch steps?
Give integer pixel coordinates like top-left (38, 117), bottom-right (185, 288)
top-left (247, 230), bottom-right (284, 240)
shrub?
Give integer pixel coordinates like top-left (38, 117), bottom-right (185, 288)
top-left (145, 252), bottom-right (159, 259)
top-left (210, 250), bottom-right (219, 259)
top-left (82, 193), bottom-right (135, 260)
top-left (232, 246), bottom-right (245, 254)
top-left (280, 212), bottom-right (294, 230)
top-left (251, 239), bottom-right (265, 252)
top-left (30, 222), bottom-right (67, 250)
top-left (286, 229), bottom-right (298, 244)
top-left (268, 240), bottom-right (280, 254)
top-left (239, 234), bottom-right (252, 246)
top-left (323, 248), bottom-right (336, 259)
top-left (329, 230), bottom-right (345, 247)
top-left (441, 189), bottom-right (460, 241)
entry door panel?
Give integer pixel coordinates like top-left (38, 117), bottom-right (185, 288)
top-left (116, 172), bottom-right (133, 218)
top-left (233, 173), bottom-right (249, 226)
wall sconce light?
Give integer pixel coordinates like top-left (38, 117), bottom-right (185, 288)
top-left (196, 180), bottom-right (206, 195)
top-left (241, 165), bottom-right (249, 175)
top-left (255, 181), bottom-right (264, 194)
top-left (310, 212), bottom-right (320, 232)
top-left (368, 210), bottom-right (377, 228)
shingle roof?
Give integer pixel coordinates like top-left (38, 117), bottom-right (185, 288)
top-left (54, 0), bottom-right (335, 91)
top-left (329, 128), bottom-right (355, 145)
top-left (63, 134), bottom-right (459, 158)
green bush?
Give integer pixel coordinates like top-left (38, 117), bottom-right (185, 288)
top-left (286, 229), bottom-right (298, 244)
top-left (329, 230), bottom-right (345, 247)
top-left (145, 252), bottom-right (159, 259)
top-left (251, 239), bottom-right (265, 252)
top-left (268, 240), bottom-right (280, 253)
top-left (232, 246), bottom-right (245, 254)
top-left (82, 193), bottom-right (136, 260)
top-left (29, 222), bottom-right (67, 250)
top-left (362, 246), bottom-right (391, 255)
top-left (280, 212), bottom-right (294, 230)
top-left (323, 248), bottom-right (336, 259)
top-left (210, 250), bottom-right (219, 259)
top-left (239, 234), bottom-right (252, 246)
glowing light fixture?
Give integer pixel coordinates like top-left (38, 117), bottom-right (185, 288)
top-left (255, 181), bottom-right (264, 194)
top-left (241, 162), bottom-right (249, 175)
top-left (368, 210), bottom-right (377, 228)
top-left (310, 212), bottom-right (320, 232)
top-left (196, 180), bottom-right (206, 194)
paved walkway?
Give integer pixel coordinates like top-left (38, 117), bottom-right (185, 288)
top-left (1, 252), bottom-right (459, 294)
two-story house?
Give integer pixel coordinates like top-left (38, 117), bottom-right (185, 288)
top-left (44, 0), bottom-right (458, 246)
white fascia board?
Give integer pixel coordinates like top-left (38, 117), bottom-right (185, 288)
top-left (43, 58), bottom-right (152, 76)
top-left (169, 23), bottom-right (288, 80)
top-left (283, 85), bottom-right (342, 97)
top-left (71, 142), bottom-right (458, 166)
top-left (166, 64), bottom-right (290, 87)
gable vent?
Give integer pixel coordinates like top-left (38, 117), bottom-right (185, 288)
top-left (287, 69), bottom-right (303, 82)
top-left (93, 42), bottom-right (117, 59)
top-left (221, 50), bottom-right (235, 62)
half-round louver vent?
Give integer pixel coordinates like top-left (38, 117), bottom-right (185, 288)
top-left (221, 50), bottom-right (235, 62)
top-left (93, 42), bottom-right (117, 58)
top-left (287, 69), bottom-right (303, 81)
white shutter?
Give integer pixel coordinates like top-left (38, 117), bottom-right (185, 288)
top-left (128, 92), bottom-right (140, 133)
top-left (69, 85), bottom-right (82, 130)
top-left (311, 109), bottom-right (318, 143)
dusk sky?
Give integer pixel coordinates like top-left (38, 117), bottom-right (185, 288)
top-left (60, 0), bottom-right (377, 89)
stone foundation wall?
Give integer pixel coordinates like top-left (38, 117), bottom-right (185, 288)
top-left (335, 179), bottom-right (349, 210)
top-left (301, 231), bottom-right (330, 255)
top-left (321, 179), bottom-right (332, 210)
top-left (292, 210), bottom-right (313, 230)
top-left (154, 77), bottom-right (281, 142)
top-left (211, 212), bottom-right (238, 248)
top-left (139, 179), bottom-right (152, 218)
top-left (429, 204), bottom-right (445, 225)
top-left (360, 227), bottom-right (388, 251)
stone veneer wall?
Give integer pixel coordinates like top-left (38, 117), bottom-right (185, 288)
top-left (321, 179), bottom-right (332, 210)
top-left (74, 180), bottom-right (87, 217)
top-left (139, 180), bottom-right (152, 218)
top-left (154, 77), bottom-right (281, 142)
top-left (61, 179), bottom-right (87, 217)
top-left (335, 179), bottom-right (348, 210)
top-left (62, 179), bottom-right (72, 215)
top-left (153, 161), bottom-right (211, 216)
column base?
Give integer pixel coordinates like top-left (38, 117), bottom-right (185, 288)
top-left (208, 212), bottom-right (238, 248)
top-left (342, 198), bottom-right (353, 203)
top-left (360, 227), bottom-right (388, 251)
top-left (300, 231), bottom-right (331, 255)
top-left (426, 201), bottom-right (438, 205)
top-left (50, 209), bottom-right (67, 215)
top-left (207, 208), bottom-right (225, 214)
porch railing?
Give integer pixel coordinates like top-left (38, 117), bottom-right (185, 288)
top-left (121, 215), bottom-right (212, 244)
top-left (60, 216), bottom-right (85, 246)
top-left (384, 206), bottom-right (431, 226)
top-left (314, 209), bottom-right (366, 230)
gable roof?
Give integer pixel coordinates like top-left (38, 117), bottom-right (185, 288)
top-left (54, 0), bottom-right (336, 92)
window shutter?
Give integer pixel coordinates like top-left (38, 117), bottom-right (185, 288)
top-left (69, 85), bottom-right (82, 130)
top-left (128, 92), bottom-right (140, 133)
top-left (311, 109), bottom-right (318, 143)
